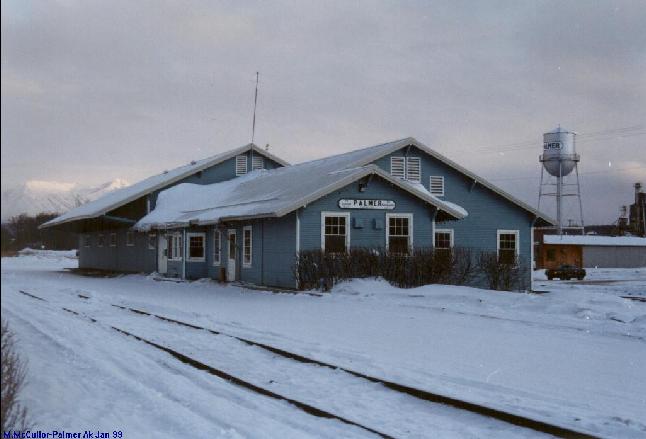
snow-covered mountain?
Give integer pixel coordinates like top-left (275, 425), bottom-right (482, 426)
top-left (1, 179), bottom-right (129, 222)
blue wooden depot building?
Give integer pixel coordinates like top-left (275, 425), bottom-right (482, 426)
top-left (43, 138), bottom-right (553, 289)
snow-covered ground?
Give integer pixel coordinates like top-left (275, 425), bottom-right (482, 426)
top-left (2, 251), bottom-right (645, 438)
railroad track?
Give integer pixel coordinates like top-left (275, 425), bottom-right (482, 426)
top-left (17, 289), bottom-right (599, 439)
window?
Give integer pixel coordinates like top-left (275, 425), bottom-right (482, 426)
top-left (390, 157), bottom-right (406, 179)
top-left (97, 234), bottom-right (105, 247)
top-left (168, 233), bottom-right (183, 260)
top-left (387, 214), bottom-right (412, 254)
top-left (187, 233), bottom-right (205, 261)
top-left (406, 157), bottom-right (421, 183)
top-left (83, 235), bottom-right (91, 247)
top-left (251, 155), bottom-right (264, 171)
top-left (235, 155), bottom-right (247, 176)
top-left (321, 212), bottom-right (350, 253)
top-left (497, 230), bottom-right (519, 264)
top-left (109, 233), bottom-right (117, 247)
top-left (430, 176), bottom-right (445, 196)
top-left (243, 226), bottom-right (252, 267)
top-left (213, 230), bottom-right (221, 266)
top-left (126, 231), bottom-right (134, 246)
top-left (148, 234), bottom-right (156, 250)
top-left (434, 229), bottom-right (454, 250)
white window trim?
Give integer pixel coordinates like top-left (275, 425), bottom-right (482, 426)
top-left (126, 231), bottom-right (135, 247)
top-left (97, 234), bottom-right (104, 247)
top-left (406, 157), bottom-right (421, 183)
top-left (320, 212), bottom-right (351, 253)
top-left (430, 176), bottom-right (445, 197)
top-left (83, 235), bottom-right (91, 247)
top-left (168, 233), bottom-right (183, 261)
top-left (186, 232), bottom-right (206, 262)
top-left (385, 213), bottom-right (414, 251)
top-left (109, 233), bottom-right (117, 247)
top-left (434, 228), bottom-right (454, 248)
top-left (235, 154), bottom-right (248, 176)
top-left (496, 229), bottom-right (520, 258)
top-left (148, 233), bottom-right (156, 250)
top-left (390, 156), bottom-right (406, 179)
top-left (213, 230), bottom-right (221, 266)
top-left (242, 225), bottom-right (253, 268)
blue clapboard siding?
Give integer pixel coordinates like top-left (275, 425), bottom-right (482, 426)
top-left (78, 229), bottom-right (156, 272)
top-left (372, 146), bottom-right (535, 285)
top-left (299, 175), bottom-right (437, 251)
top-left (257, 214), bottom-right (297, 288)
top-left (79, 150), bottom-right (283, 273)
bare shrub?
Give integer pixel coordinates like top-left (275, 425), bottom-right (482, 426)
top-left (1, 319), bottom-right (30, 432)
top-left (476, 251), bottom-right (528, 291)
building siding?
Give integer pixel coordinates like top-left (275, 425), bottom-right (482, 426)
top-left (79, 229), bottom-right (156, 272)
top-left (583, 246), bottom-right (646, 268)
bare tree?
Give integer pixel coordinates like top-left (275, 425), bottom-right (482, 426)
top-left (1, 319), bottom-right (30, 432)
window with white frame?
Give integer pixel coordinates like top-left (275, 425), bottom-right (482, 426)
top-left (497, 230), bottom-right (519, 264)
top-left (251, 155), bottom-right (264, 171)
top-left (434, 229), bottom-right (454, 250)
top-left (235, 155), bottom-right (248, 176)
top-left (126, 231), bottom-right (134, 246)
top-left (243, 226), bottom-right (252, 267)
top-left (97, 234), bottom-right (105, 247)
top-left (148, 234), bottom-right (156, 249)
top-left (109, 233), bottom-right (117, 247)
top-left (430, 176), bottom-right (445, 196)
top-left (168, 234), bottom-right (183, 260)
top-left (390, 157), bottom-right (406, 179)
top-left (83, 235), bottom-right (91, 247)
top-left (387, 214), bottom-right (412, 254)
top-left (213, 230), bottom-right (221, 266)
top-left (406, 157), bottom-right (421, 183)
top-left (187, 233), bottom-right (205, 261)
top-left (321, 213), bottom-right (349, 253)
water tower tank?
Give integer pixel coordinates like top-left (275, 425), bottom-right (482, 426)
top-left (541, 127), bottom-right (579, 176)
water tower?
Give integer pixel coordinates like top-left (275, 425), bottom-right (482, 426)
top-left (537, 126), bottom-right (584, 235)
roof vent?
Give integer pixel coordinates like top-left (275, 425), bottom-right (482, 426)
top-left (190, 160), bottom-right (196, 165)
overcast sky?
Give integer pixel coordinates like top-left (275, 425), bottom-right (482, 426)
top-left (2, 0), bottom-right (645, 224)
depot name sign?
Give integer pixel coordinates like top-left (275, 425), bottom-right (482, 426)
top-left (338, 199), bottom-right (396, 210)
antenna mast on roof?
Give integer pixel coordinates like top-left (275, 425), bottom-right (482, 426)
top-left (251, 72), bottom-right (259, 144)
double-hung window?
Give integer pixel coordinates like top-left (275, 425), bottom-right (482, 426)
top-left (109, 233), bottom-right (117, 247)
top-left (187, 233), bottom-right (205, 261)
top-left (83, 235), bottom-right (91, 247)
top-left (243, 226), bottom-right (252, 267)
top-left (386, 214), bottom-right (412, 254)
top-left (213, 230), bottom-right (221, 266)
top-left (235, 155), bottom-right (248, 176)
top-left (251, 155), bottom-right (264, 171)
top-left (168, 234), bottom-right (183, 260)
top-left (497, 230), bottom-right (519, 264)
top-left (126, 231), bottom-right (135, 246)
top-left (148, 234), bottom-right (156, 250)
top-left (321, 213), bottom-right (349, 253)
top-left (97, 234), bottom-right (105, 247)
top-left (434, 229), bottom-right (454, 251)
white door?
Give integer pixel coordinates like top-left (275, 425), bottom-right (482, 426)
top-left (227, 229), bottom-right (237, 281)
top-left (158, 235), bottom-right (168, 274)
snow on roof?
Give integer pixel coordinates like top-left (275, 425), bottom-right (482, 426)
top-left (297, 137), bottom-right (554, 225)
top-left (544, 235), bottom-right (646, 247)
top-left (135, 162), bottom-right (467, 230)
top-left (41, 144), bottom-right (288, 228)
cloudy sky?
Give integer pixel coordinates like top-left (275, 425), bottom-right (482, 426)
top-left (2, 0), bottom-right (645, 224)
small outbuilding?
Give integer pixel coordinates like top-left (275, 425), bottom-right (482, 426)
top-left (537, 235), bottom-right (646, 269)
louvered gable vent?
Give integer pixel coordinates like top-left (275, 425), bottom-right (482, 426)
top-left (430, 176), bottom-right (445, 196)
top-left (235, 155), bottom-right (248, 176)
top-left (390, 157), bottom-right (406, 179)
top-left (252, 155), bottom-right (264, 170)
top-left (406, 157), bottom-right (421, 183)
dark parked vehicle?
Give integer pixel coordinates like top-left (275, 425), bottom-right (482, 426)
top-left (546, 264), bottom-right (586, 280)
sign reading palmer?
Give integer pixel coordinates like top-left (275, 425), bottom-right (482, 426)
top-left (338, 199), bottom-right (396, 210)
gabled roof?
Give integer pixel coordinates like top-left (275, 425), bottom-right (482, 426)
top-left (41, 143), bottom-right (289, 229)
top-left (135, 162), bottom-right (467, 230)
top-left (304, 137), bottom-right (554, 225)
